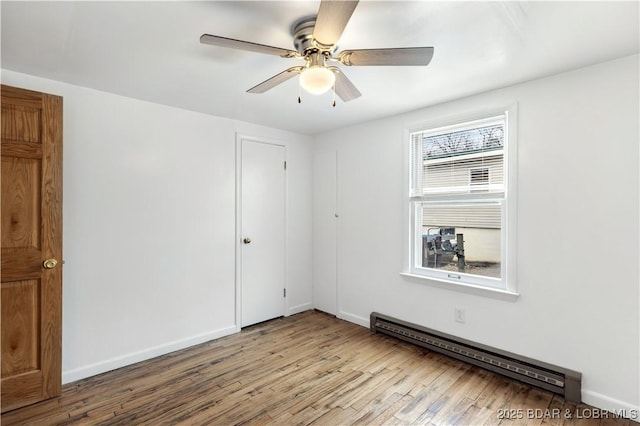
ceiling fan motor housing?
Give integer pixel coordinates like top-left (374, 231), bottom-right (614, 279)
top-left (292, 17), bottom-right (335, 57)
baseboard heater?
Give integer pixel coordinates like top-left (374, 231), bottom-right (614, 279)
top-left (370, 312), bottom-right (581, 403)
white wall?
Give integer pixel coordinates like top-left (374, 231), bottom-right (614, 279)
top-left (1, 70), bottom-right (313, 383)
top-left (313, 55), bottom-right (639, 413)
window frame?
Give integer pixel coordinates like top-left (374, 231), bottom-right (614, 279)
top-left (403, 105), bottom-right (518, 297)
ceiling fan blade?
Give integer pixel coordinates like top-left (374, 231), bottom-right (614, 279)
top-left (312, 1), bottom-right (359, 48)
top-left (338, 47), bottom-right (434, 66)
top-left (247, 67), bottom-right (304, 94)
top-left (329, 67), bottom-right (361, 102)
top-left (200, 34), bottom-right (299, 58)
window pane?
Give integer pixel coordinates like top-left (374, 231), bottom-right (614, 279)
top-left (419, 202), bottom-right (502, 279)
top-left (412, 121), bottom-right (505, 195)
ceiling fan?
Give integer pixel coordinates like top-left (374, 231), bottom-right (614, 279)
top-left (200, 0), bottom-right (434, 105)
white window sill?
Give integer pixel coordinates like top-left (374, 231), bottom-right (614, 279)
top-left (400, 272), bottom-right (519, 302)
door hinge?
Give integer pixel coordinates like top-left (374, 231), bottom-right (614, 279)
top-left (284, 288), bottom-right (287, 298)
top-left (284, 161), bottom-right (287, 170)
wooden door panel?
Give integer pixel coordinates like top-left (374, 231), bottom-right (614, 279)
top-left (1, 156), bottom-right (42, 249)
top-left (1, 280), bottom-right (40, 376)
top-left (1, 84), bottom-right (62, 413)
top-left (1, 104), bottom-right (41, 143)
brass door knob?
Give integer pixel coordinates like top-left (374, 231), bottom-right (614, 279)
top-left (43, 258), bottom-right (58, 269)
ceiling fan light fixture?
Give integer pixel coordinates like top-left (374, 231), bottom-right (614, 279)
top-left (299, 66), bottom-right (335, 95)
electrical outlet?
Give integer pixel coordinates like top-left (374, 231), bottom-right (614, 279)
top-left (455, 308), bottom-right (466, 323)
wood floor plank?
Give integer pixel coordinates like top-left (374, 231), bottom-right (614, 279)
top-left (339, 367), bottom-right (403, 410)
top-left (422, 368), bottom-right (498, 425)
top-left (309, 406), bottom-right (359, 425)
top-left (352, 391), bottom-right (405, 425)
top-left (1, 311), bottom-right (634, 426)
top-left (362, 393), bottom-right (414, 426)
top-left (458, 403), bottom-right (500, 425)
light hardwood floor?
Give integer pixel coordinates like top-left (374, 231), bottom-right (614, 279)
top-left (2, 310), bottom-right (635, 425)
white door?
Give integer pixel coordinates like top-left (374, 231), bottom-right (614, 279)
top-left (240, 138), bottom-right (286, 327)
top-left (312, 150), bottom-right (337, 314)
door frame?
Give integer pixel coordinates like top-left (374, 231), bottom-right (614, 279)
top-left (235, 134), bottom-right (288, 331)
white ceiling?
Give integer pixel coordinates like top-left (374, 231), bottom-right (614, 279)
top-left (2, 1), bottom-right (638, 135)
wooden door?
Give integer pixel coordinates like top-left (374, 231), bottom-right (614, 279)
top-left (1, 85), bottom-right (63, 412)
top-left (240, 139), bottom-right (285, 327)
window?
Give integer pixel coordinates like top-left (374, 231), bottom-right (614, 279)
top-left (408, 111), bottom-right (516, 292)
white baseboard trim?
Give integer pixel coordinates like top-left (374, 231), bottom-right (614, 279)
top-left (337, 310), bottom-right (369, 328)
top-left (582, 389), bottom-right (640, 420)
top-left (62, 325), bottom-right (237, 384)
top-left (288, 302), bottom-right (312, 316)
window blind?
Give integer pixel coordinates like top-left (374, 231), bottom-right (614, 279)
top-left (421, 201), bottom-right (502, 229)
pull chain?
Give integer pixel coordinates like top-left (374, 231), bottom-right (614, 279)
top-left (298, 79), bottom-right (302, 104)
top-left (332, 82), bottom-right (336, 107)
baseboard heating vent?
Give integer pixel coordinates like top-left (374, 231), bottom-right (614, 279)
top-left (370, 312), bottom-right (581, 403)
